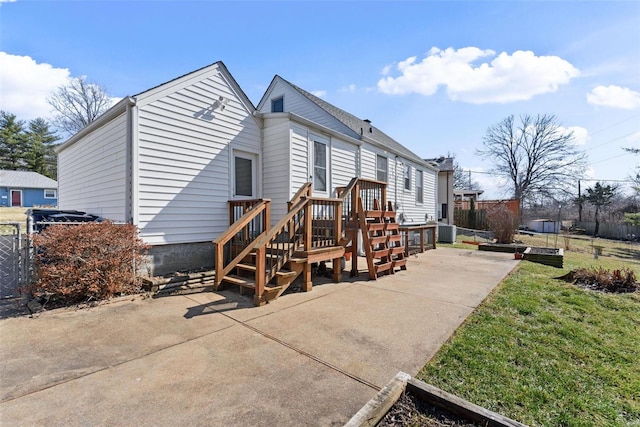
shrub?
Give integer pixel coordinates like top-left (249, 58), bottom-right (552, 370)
top-left (26, 222), bottom-right (148, 306)
top-left (486, 203), bottom-right (517, 244)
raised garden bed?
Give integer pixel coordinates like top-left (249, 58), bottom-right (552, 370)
top-left (346, 372), bottom-right (526, 427)
top-left (523, 247), bottom-right (563, 268)
top-left (478, 243), bottom-right (527, 254)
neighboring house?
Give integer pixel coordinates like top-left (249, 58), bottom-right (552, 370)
top-left (424, 157), bottom-right (454, 224)
top-left (56, 61), bottom-right (438, 275)
top-left (0, 170), bottom-right (58, 207)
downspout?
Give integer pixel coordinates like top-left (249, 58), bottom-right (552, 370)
top-left (125, 99), bottom-right (139, 225)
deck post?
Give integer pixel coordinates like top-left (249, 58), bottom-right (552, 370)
top-left (302, 199), bottom-right (313, 291)
top-left (254, 246), bottom-right (266, 306)
top-left (333, 200), bottom-right (343, 282)
top-left (351, 181), bottom-right (360, 277)
top-left (213, 242), bottom-right (223, 290)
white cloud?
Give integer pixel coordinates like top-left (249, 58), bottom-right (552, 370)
top-left (0, 0), bottom-right (17, 3)
top-left (310, 90), bottom-right (327, 98)
top-left (377, 47), bottom-right (580, 104)
top-left (627, 131), bottom-right (640, 144)
top-left (562, 126), bottom-right (590, 146)
top-left (0, 52), bottom-right (70, 120)
top-left (586, 85), bottom-right (640, 109)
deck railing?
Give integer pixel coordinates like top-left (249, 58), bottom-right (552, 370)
top-left (336, 178), bottom-right (387, 226)
top-left (213, 199), bottom-right (270, 289)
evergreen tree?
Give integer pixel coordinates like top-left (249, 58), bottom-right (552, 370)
top-left (26, 118), bottom-right (60, 179)
top-left (0, 111), bottom-right (28, 170)
top-left (584, 182), bottom-right (617, 236)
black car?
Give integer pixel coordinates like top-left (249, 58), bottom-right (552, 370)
top-left (27, 209), bottom-right (103, 232)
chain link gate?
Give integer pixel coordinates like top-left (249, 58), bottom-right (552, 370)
top-left (0, 223), bottom-right (30, 299)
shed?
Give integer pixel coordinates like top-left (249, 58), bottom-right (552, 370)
top-left (528, 219), bottom-right (560, 233)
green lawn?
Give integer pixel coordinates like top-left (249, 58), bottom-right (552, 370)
top-left (417, 249), bottom-right (640, 426)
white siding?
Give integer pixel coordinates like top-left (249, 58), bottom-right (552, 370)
top-left (58, 112), bottom-right (128, 221)
top-left (262, 117), bottom-right (291, 224)
top-left (330, 137), bottom-right (358, 194)
top-left (359, 142), bottom-right (437, 224)
top-left (290, 124), bottom-right (310, 196)
top-left (258, 79), bottom-right (356, 138)
top-left (135, 67), bottom-right (261, 245)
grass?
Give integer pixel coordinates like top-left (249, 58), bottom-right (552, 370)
top-left (417, 245), bottom-right (640, 426)
top-left (0, 207), bottom-right (27, 234)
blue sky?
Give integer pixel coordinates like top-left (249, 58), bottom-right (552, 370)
top-left (1, 0), bottom-right (639, 199)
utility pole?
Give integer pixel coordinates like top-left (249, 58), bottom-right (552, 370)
top-left (578, 179), bottom-right (582, 222)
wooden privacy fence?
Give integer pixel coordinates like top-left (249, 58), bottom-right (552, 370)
top-left (454, 209), bottom-right (488, 230)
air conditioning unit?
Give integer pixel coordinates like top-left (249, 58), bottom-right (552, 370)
top-left (438, 224), bottom-right (457, 243)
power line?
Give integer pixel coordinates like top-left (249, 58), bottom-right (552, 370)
top-left (589, 113), bottom-right (640, 136)
top-left (585, 131), bottom-right (639, 152)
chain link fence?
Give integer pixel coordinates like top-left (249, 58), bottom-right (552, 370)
top-left (0, 223), bottom-right (30, 299)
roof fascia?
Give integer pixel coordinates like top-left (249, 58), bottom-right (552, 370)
top-left (260, 112), bottom-right (362, 146)
top-left (55, 97), bottom-right (136, 153)
top-left (360, 135), bottom-right (438, 171)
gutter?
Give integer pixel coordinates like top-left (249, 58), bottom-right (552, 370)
top-left (55, 97), bottom-right (137, 153)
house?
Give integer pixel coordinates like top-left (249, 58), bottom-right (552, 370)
top-left (56, 61), bottom-right (439, 282)
top-left (424, 157), bottom-right (454, 224)
top-left (0, 170), bottom-right (58, 207)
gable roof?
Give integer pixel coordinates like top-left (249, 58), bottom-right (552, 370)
top-left (272, 76), bottom-right (432, 168)
top-left (0, 170), bottom-right (57, 189)
top-left (58, 61), bottom-right (256, 153)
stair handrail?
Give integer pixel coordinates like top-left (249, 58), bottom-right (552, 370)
top-left (252, 197), bottom-right (309, 302)
top-left (288, 182), bottom-right (312, 212)
top-left (213, 199), bottom-right (270, 289)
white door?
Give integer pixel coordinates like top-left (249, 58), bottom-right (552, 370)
top-left (309, 134), bottom-right (329, 197)
top-left (232, 151), bottom-right (258, 199)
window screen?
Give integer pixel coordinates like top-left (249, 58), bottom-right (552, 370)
top-left (235, 157), bottom-right (253, 196)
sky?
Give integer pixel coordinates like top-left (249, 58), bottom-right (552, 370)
top-left (1, 0), bottom-right (639, 200)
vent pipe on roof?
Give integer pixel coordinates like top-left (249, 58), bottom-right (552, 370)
top-left (363, 119), bottom-right (372, 133)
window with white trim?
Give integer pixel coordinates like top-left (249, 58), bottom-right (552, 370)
top-left (313, 140), bottom-right (327, 192)
top-left (271, 97), bottom-right (284, 113)
top-left (416, 170), bottom-right (423, 203)
top-left (376, 155), bottom-right (388, 182)
top-left (404, 164), bottom-right (411, 190)
top-left (44, 189), bottom-right (57, 199)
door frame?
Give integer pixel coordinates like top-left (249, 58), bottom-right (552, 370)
top-left (308, 133), bottom-right (330, 197)
top-left (230, 149), bottom-right (260, 200)
top-left (10, 189), bottom-right (22, 207)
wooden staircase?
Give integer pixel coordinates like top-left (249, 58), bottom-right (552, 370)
top-left (358, 199), bottom-right (407, 280)
top-left (213, 178), bottom-right (409, 306)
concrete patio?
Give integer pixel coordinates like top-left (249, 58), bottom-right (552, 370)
top-left (0, 247), bottom-right (517, 426)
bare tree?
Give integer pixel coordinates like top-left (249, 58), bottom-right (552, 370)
top-left (453, 161), bottom-right (480, 190)
top-left (47, 76), bottom-right (112, 134)
top-left (477, 114), bottom-right (587, 208)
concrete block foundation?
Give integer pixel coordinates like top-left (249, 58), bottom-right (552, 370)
top-left (144, 242), bottom-right (214, 277)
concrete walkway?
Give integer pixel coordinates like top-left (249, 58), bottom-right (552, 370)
top-left (0, 248), bottom-right (517, 426)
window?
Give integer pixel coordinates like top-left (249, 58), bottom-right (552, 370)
top-left (404, 165), bottom-right (411, 190)
top-left (376, 155), bottom-right (388, 182)
top-left (234, 156), bottom-right (253, 197)
top-left (313, 140), bottom-right (327, 192)
top-left (441, 203), bottom-right (448, 219)
top-left (44, 189), bottom-right (57, 199)
top-left (271, 97), bottom-right (284, 113)
top-left (416, 170), bottom-right (423, 203)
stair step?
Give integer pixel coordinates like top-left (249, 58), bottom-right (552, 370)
top-left (393, 258), bottom-right (408, 268)
top-left (389, 246), bottom-right (405, 255)
top-left (364, 210), bottom-right (383, 218)
top-left (236, 263), bottom-right (256, 272)
top-left (382, 211), bottom-right (397, 219)
top-left (374, 261), bottom-right (393, 274)
top-left (222, 274), bottom-right (256, 289)
top-left (385, 223), bottom-right (399, 231)
top-left (372, 248), bottom-right (390, 259)
top-left (370, 235), bottom-right (387, 246)
top-left (367, 223), bottom-right (386, 232)
top-left (388, 235), bottom-right (402, 244)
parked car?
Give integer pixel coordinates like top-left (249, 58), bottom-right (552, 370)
top-left (27, 208), bottom-right (103, 232)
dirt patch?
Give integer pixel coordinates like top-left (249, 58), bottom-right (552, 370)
top-left (556, 268), bottom-right (639, 293)
top-left (378, 391), bottom-right (480, 427)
